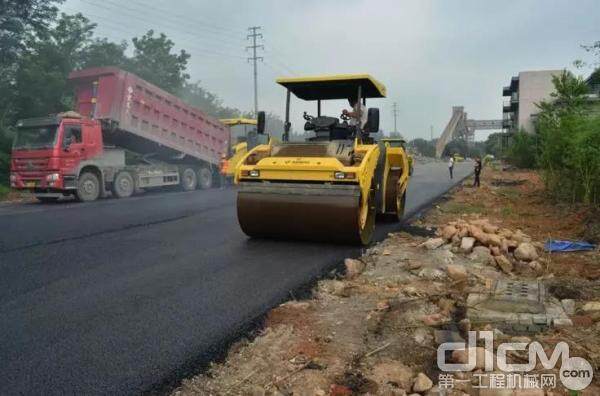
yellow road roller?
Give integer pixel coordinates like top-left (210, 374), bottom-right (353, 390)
top-left (220, 117), bottom-right (262, 180)
top-left (235, 74), bottom-right (410, 245)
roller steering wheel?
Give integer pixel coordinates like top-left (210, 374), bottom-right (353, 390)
top-left (303, 112), bottom-right (314, 121)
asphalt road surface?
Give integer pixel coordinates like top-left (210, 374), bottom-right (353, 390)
top-left (0, 161), bottom-right (471, 395)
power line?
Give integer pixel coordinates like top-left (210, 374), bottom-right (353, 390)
top-left (79, 0), bottom-right (245, 43)
top-left (77, 0), bottom-right (245, 52)
top-left (62, 6), bottom-right (247, 61)
top-left (261, 39), bottom-right (297, 75)
top-left (247, 26), bottom-right (263, 115)
top-left (126, 0), bottom-right (246, 38)
top-left (70, 1), bottom-right (303, 79)
top-left (263, 46), bottom-right (297, 76)
top-left (262, 61), bottom-right (292, 79)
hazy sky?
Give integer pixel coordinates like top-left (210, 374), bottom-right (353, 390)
top-left (61, 0), bottom-right (600, 141)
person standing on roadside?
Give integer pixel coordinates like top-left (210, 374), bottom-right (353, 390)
top-left (219, 153), bottom-right (229, 188)
top-left (448, 155), bottom-right (455, 179)
top-left (473, 156), bottom-right (482, 187)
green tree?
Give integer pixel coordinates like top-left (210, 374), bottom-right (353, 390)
top-left (387, 131), bottom-right (405, 139)
top-left (506, 130), bottom-right (537, 169)
top-left (535, 70), bottom-right (600, 204)
top-left (409, 138), bottom-right (436, 157)
top-left (443, 139), bottom-right (468, 157)
top-left (179, 82), bottom-right (241, 118)
top-left (129, 30), bottom-right (190, 94)
top-left (546, 71), bottom-right (588, 113)
top-left (569, 120), bottom-right (600, 204)
top-left (484, 132), bottom-right (504, 157)
top-left (0, 0), bottom-right (64, 184)
top-left (79, 38), bottom-right (128, 69)
top-left (14, 13), bottom-right (96, 118)
top-left (0, 0), bottom-right (62, 71)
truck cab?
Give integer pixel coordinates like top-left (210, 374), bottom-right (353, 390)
top-left (10, 113), bottom-right (104, 202)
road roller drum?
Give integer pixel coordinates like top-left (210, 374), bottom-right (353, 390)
top-left (237, 182), bottom-right (375, 244)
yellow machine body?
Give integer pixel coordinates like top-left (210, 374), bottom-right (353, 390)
top-left (220, 118), bottom-right (258, 177)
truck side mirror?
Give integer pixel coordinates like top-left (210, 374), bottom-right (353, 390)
top-left (365, 108), bottom-right (380, 133)
top-left (257, 111), bottom-right (266, 134)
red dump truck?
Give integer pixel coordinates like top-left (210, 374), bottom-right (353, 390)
top-left (9, 67), bottom-right (229, 202)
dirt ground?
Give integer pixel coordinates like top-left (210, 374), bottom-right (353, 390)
top-left (0, 189), bottom-right (34, 203)
top-left (172, 165), bottom-right (600, 396)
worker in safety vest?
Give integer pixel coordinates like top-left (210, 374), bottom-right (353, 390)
top-left (219, 154), bottom-right (229, 188)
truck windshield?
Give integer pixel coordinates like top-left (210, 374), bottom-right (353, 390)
top-left (13, 126), bottom-right (58, 150)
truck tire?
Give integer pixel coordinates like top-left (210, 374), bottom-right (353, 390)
top-left (76, 172), bottom-right (101, 202)
top-left (181, 167), bottom-right (198, 191)
top-left (112, 171), bottom-right (135, 198)
top-left (197, 167), bottom-right (212, 189)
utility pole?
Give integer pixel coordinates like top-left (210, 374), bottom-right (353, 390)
top-left (430, 125), bottom-right (434, 141)
top-left (392, 102), bottom-right (398, 134)
top-left (246, 26), bottom-right (263, 116)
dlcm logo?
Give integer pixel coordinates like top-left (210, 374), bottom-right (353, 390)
top-left (437, 331), bottom-right (593, 391)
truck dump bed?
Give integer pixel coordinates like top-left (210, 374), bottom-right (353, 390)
top-left (68, 67), bottom-right (228, 166)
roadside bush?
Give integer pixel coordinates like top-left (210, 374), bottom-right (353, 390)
top-left (506, 130), bottom-right (537, 169)
top-left (0, 184), bottom-right (9, 200)
top-left (0, 126), bottom-right (14, 187)
top-left (564, 117), bottom-right (600, 204)
top-left (535, 70), bottom-right (600, 205)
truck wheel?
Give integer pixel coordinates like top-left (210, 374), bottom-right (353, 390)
top-left (76, 172), bottom-right (101, 202)
top-left (181, 167), bottom-right (198, 191)
top-left (197, 167), bottom-right (212, 189)
top-left (112, 171), bottom-right (135, 198)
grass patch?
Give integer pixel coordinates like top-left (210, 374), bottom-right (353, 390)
top-left (497, 187), bottom-right (521, 200)
top-left (500, 205), bottom-right (514, 217)
top-left (441, 201), bottom-right (485, 214)
top-left (0, 184), bottom-right (9, 200)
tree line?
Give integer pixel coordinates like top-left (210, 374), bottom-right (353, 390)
top-left (0, 0), bottom-right (285, 187)
top-left (507, 68), bottom-right (600, 205)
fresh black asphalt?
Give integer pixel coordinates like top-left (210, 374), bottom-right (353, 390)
top-left (0, 161), bottom-right (471, 395)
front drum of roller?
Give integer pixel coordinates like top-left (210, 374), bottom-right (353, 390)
top-left (236, 182), bottom-right (374, 245)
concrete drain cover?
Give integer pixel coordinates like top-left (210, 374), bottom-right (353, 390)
top-left (467, 279), bottom-right (570, 334)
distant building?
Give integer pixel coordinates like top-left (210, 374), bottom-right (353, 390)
top-left (586, 69), bottom-right (600, 96)
top-left (502, 70), bottom-right (562, 134)
top-left (583, 73), bottom-right (600, 118)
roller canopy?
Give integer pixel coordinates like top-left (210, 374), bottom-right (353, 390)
top-left (276, 74), bottom-right (387, 100)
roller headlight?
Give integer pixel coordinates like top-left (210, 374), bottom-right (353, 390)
top-left (241, 169), bottom-right (260, 177)
top-left (334, 172), bottom-right (356, 180)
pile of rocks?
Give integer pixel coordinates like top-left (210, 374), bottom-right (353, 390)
top-left (423, 218), bottom-right (544, 275)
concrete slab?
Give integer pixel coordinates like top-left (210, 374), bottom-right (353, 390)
top-left (467, 279), bottom-right (571, 334)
